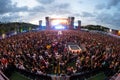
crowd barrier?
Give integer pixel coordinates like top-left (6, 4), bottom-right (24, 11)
top-left (69, 68), bottom-right (102, 80)
top-left (2, 65), bottom-right (118, 80)
top-left (15, 68), bottom-right (52, 80)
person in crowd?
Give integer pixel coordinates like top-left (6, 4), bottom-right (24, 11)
top-left (0, 30), bottom-right (119, 76)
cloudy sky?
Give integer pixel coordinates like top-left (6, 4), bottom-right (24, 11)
top-left (0, 0), bottom-right (120, 29)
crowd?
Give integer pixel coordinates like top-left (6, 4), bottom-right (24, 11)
top-left (0, 30), bottom-right (119, 77)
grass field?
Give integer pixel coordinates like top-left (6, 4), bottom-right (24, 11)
top-left (10, 72), bottom-right (30, 80)
top-left (10, 71), bottom-right (106, 80)
top-left (87, 72), bottom-right (106, 80)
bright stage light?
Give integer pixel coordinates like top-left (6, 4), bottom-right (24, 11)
top-left (58, 31), bottom-right (62, 35)
top-left (52, 20), bottom-right (60, 25)
top-left (51, 19), bottom-right (67, 26)
top-left (14, 31), bottom-right (17, 35)
top-left (118, 30), bottom-right (120, 35)
top-left (109, 29), bottom-right (112, 33)
top-left (2, 33), bottom-right (6, 39)
top-left (54, 25), bottom-right (66, 29)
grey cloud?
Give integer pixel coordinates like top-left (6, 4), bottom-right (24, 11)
top-left (43, 3), bottom-right (71, 15)
top-left (96, 12), bottom-right (120, 29)
top-left (0, 13), bottom-right (22, 22)
top-left (74, 13), bottom-right (81, 17)
top-left (54, 3), bottom-right (70, 9)
top-left (95, 4), bottom-right (106, 10)
top-left (96, 0), bottom-right (120, 10)
top-left (78, 0), bottom-right (83, 4)
top-left (78, 1), bottom-right (83, 4)
top-left (117, 6), bottom-right (120, 10)
top-left (107, 0), bottom-right (120, 9)
top-left (13, 6), bottom-right (28, 12)
top-left (36, 0), bottom-right (55, 4)
top-left (29, 2), bottom-right (70, 14)
top-left (29, 6), bottom-right (45, 12)
top-left (81, 12), bottom-right (95, 17)
top-left (0, 0), bottom-right (28, 14)
top-left (96, 13), bottom-right (112, 23)
top-left (0, 0), bottom-right (14, 14)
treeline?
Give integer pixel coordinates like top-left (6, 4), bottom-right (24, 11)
top-left (82, 25), bottom-right (109, 32)
top-left (0, 22), bottom-right (38, 35)
top-left (0, 23), bottom-right (114, 35)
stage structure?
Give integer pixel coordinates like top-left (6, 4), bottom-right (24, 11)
top-left (39, 20), bottom-right (42, 28)
top-left (78, 20), bottom-right (81, 30)
top-left (45, 17), bottom-right (75, 30)
top-left (39, 17), bottom-right (81, 30)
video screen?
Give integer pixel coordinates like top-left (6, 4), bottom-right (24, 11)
top-left (50, 19), bottom-right (68, 26)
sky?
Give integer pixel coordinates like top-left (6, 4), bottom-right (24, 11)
top-left (0, 0), bottom-right (120, 30)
